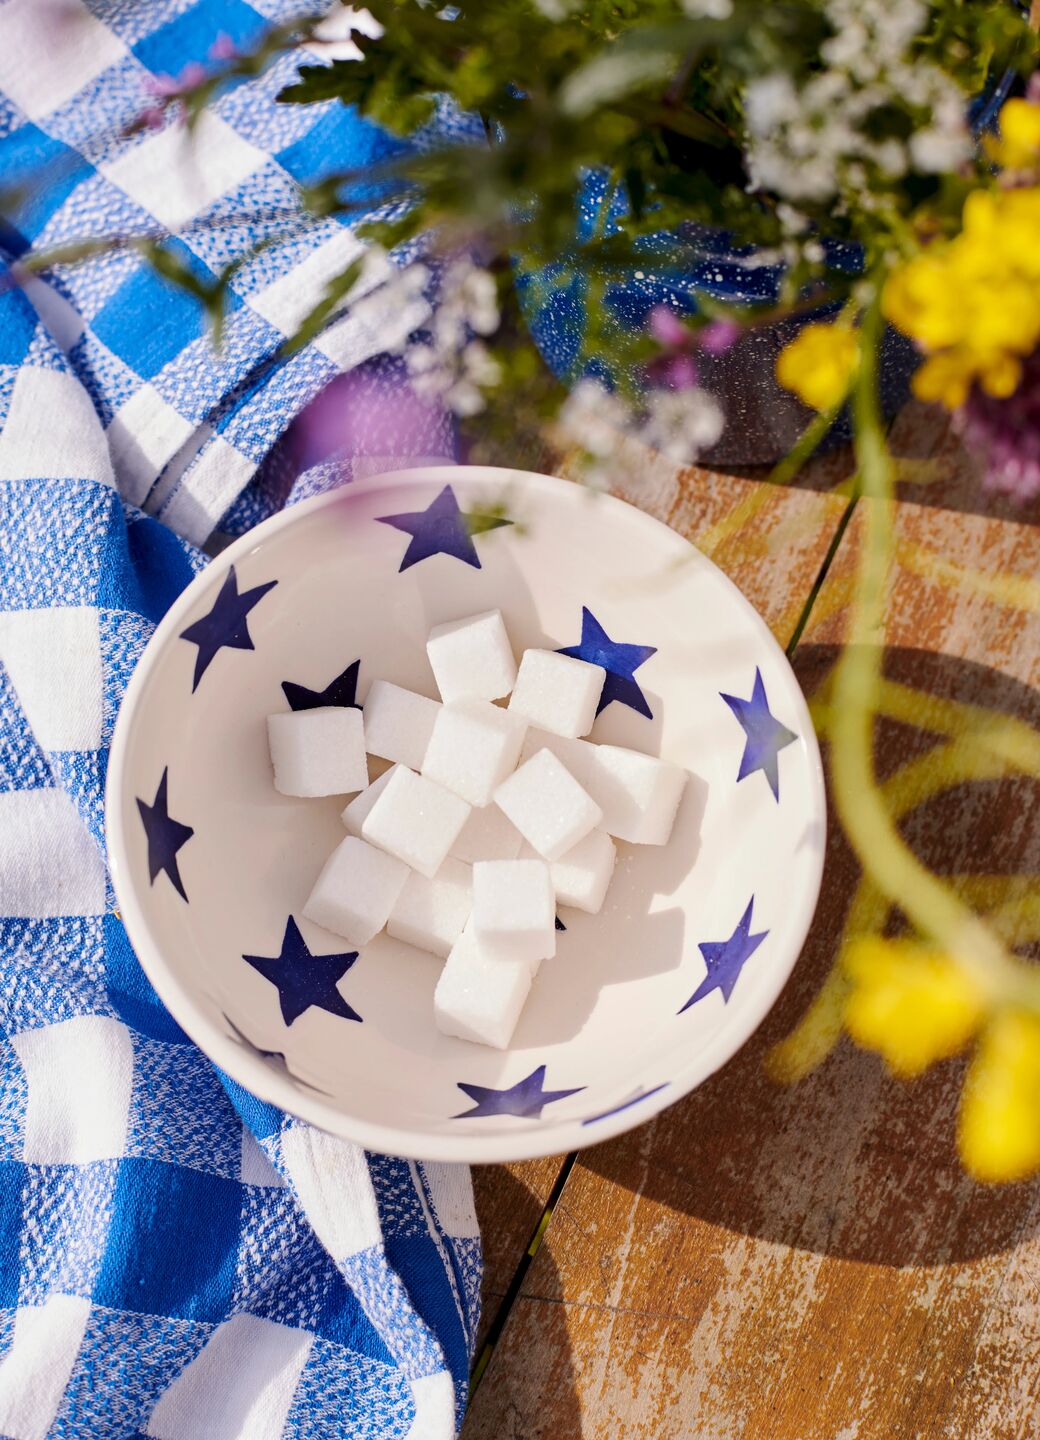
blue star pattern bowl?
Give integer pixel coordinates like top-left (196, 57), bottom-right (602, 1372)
top-left (106, 466), bottom-right (826, 1162)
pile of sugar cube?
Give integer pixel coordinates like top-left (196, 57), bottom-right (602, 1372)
top-left (267, 609), bottom-right (687, 1049)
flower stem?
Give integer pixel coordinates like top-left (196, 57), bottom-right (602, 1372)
top-left (828, 283), bottom-right (1036, 1001)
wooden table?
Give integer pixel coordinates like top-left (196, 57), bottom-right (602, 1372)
top-left (463, 403), bottom-right (1040, 1440)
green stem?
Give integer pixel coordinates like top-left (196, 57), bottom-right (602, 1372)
top-left (828, 282), bottom-right (1037, 1003)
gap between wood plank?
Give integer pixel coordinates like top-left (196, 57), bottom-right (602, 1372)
top-left (467, 489), bottom-right (860, 1405)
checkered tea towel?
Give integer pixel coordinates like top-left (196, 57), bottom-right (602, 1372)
top-left (0, 2), bottom-right (480, 1436)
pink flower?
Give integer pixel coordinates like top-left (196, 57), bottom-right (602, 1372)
top-left (142, 72), bottom-right (181, 98)
top-left (137, 106), bottom-right (166, 131)
top-left (209, 32), bottom-right (239, 61)
top-left (648, 304), bottom-right (691, 349)
top-left (143, 61), bottom-right (207, 99)
top-left (699, 318), bottom-right (741, 353)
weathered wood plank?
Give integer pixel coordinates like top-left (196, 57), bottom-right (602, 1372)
top-left (465, 495), bottom-right (1040, 1438)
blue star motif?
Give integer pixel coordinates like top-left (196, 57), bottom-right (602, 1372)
top-left (136, 768), bottom-right (194, 902)
top-left (180, 565), bottom-right (278, 692)
top-left (376, 484), bottom-right (511, 572)
top-left (720, 667), bottom-right (797, 801)
top-left (558, 607), bottom-right (657, 719)
top-left (282, 659), bottom-right (361, 712)
top-left (243, 916), bottom-right (361, 1027)
top-left (678, 898), bottom-right (768, 1013)
top-left (453, 1064), bottom-right (585, 1119)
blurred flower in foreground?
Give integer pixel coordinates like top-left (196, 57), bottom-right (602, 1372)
top-left (984, 95), bottom-right (1040, 172)
top-left (952, 345), bottom-right (1040, 504)
top-left (775, 321), bottom-right (859, 411)
top-left (404, 259), bottom-right (502, 416)
top-left (960, 1011), bottom-right (1040, 1182)
top-left (637, 387), bottom-right (723, 462)
top-left (883, 186), bottom-right (1040, 409)
top-left (844, 937), bottom-right (986, 1077)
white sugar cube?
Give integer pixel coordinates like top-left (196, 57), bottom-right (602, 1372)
top-left (451, 803), bottom-right (524, 864)
top-left (387, 857), bottom-right (472, 958)
top-left (363, 680), bottom-right (439, 770)
top-left (581, 743), bottom-right (688, 845)
top-left (340, 764), bottom-right (400, 836)
top-left (362, 765), bottom-right (471, 879)
top-left (472, 858), bottom-right (556, 966)
top-left (494, 748), bottom-right (602, 861)
top-left (427, 609), bottom-right (517, 704)
top-left (267, 706), bottom-right (368, 798)
top-left (434, 922), bottom-right (532, 1049)
top-left (544, 830), bottom-right (616, 914)
top-left (422, 700), bottom-right (527, 806)
top-left (303, 835), bottom-right (408, 945)
top-left (508, 649), bottom-right (605, 738)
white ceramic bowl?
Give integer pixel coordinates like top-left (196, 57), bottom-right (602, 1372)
top-left (107, 466), bottom-right (825, 1162)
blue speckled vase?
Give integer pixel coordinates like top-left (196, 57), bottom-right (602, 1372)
top-left (515, 75), bottom-right (1014, 467)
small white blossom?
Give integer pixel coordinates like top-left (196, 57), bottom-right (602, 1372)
top-left (637, 388), bottom-right (724, 463)
top-left (681, 0), bottom-right (733, 18)
top-left (556, 379), bottom-right (632, 459)
top-left (743, 0), bottom-right (969, 203)
top-left (406, 337), bottom-right (501, 416)
top-left (305, 4), bottom-right (383, 62)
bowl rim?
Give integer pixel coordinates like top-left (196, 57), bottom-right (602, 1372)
top-left (106, 463), bottom-right (826, 1163)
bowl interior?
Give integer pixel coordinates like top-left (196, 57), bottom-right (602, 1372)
top-left (108, 467), bottom-right (825, 1162)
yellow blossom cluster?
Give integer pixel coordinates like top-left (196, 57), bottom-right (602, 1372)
top-left (844, 937), bottom-right (1040, 1183)
top-left (880, 98), bottom-right (1040, 410)
top-left (882, 185), bottom-right (1040, 408)
top-left (774, 320), bottom-right (859, 411)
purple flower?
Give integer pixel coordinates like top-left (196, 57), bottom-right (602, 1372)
top-left (648, 304), bottom-right (691, 349)
top-left (699, 318), bottom-right (741, 354)
top-left (209, 32), bottom-right (239, 61)
top-left (953, 346), bottom-right (1040, 504)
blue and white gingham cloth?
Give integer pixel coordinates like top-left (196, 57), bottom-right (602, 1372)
top-left (0, 2), bottom-right (482, 1435)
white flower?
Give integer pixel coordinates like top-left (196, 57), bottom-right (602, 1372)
top-left (744, 74), bottom-right (799, 133)
top-left (681, 0), bottom-right (733, 18)
top-left (406, 337), bottom-right (501, 416)
top-left (742, 0), bottom-right (969, 203)
top-left (638, 388), bottom-right (724, 463)
top-left (556, 380), bottom-right (632, 459)
top-left (306, 4), bottom-right (383, 62)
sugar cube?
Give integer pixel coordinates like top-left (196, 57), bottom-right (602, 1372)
top-left (580, 743), bottom-right (688, 845)
top-left (434, 922), bottom-right (532, 1049)
top-left (363, 680), bottom-right (439, 771)
top-left (544, 830), bottom-right (616, 914)
top-left (362, 765), bottom-right (471, 879)
top-left (422, 699), bottom-right (527, 806)
top-left (303, 836), bottom-right (409, 945)
top-left (267, 706), bottom-right (368, 798)
top-left (494, 748), bottom-right (602, 861)
top-left (340, 764), bottom-right (400, 836)
top-left (508, 649), bottom-right (605, 738)
top-left (451, 803), bottom-right (524, 864)
top-left (387, 857), bottom-right (472, 958)
top-left (472, 858), bottom-right (556, 966)
top-left (427, 609), bottom-right (517, 704)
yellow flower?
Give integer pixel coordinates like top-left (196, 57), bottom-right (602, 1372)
top-left (911, 350), bottom-right (975, 409)
top-left (987, 97), bottom-right (1040, 171)
top-left (775, 322), bottom-right (859, 411)
top-left (884, 184), bottom-right (1040, 411)
top-left (960, 1011), bottom-right (1040, 1183)
top-left (844, 937), bottom-right (987, 1078)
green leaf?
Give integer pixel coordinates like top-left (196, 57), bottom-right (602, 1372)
top-left (282, 254), bottom-right (367, 354)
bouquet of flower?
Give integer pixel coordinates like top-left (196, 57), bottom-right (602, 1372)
top-left (16, 0), bottom-right (1040, 1180)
